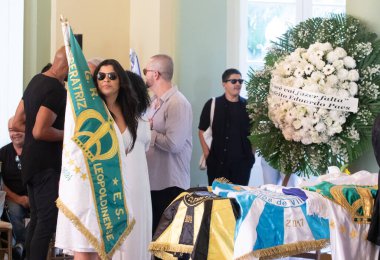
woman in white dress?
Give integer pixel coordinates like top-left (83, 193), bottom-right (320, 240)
top-left (55, 60), bottom-right (152, 259)
top-left (115, 71), bottom-right (152, 260)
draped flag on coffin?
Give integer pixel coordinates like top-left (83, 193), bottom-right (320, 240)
top-left (303, 181), bottom-right (377, 224)
top-left (57, 20), bottom-right (134, 259)
top-left (149, 187), bottom-right (238, 260)
top-left (212, 181), bottom-right (330, 260)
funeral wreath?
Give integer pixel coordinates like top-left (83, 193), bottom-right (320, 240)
top-left (247, 14), bottom-right (380, 177)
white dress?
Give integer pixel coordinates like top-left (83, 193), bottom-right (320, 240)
top-left (55, 118), bottom-right (152, 259)
top-left (114, 118), bottom-right (152, 259)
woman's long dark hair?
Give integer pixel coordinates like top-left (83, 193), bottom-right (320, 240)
top-left (125, 70), bottom-right (150, 115)
top-left (93, 59), bottom-right (139, 150)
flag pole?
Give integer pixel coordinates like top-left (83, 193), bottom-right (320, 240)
top-left (60, 15), bottom-right (72, 63)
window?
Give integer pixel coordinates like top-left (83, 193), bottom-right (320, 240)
top-left (237, 0), bottom-right (345, 97)
top-left (0, 0), bottom-right (24, 146)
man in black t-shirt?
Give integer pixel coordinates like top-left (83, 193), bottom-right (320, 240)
top-left (0, 117), bottom-right (29, 252)
top-left (13, 46), bottom-right (68, 260)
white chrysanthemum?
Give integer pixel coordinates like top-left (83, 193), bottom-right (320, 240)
top-left (301, 137), bottom-right (313, 145)
top-left (315, 60), bottom-right (326, 70)
top-left (348, 70), bottom-right (360, 81)
top-left (329, 110), bottom-right (341, 121)
top-left (311, 115), bottom-right (320, 125)
top-left (294, 68), bottom-right (304, 78)
top-left (343, 56), bottom-right (356, 68)
top-left (333, 59), bottom-right (344, 70)
top-left (311, 71), bottom-right (325, 82)
top-left (293, 78), bottom-right (304, 88)
top-left (337, 116), bottom-right (346, 124)
top-left (323, 64), bottom-right (335, 75)
top-left (301, 52), bottom-right (309, 60)
top-left (335, 47), bottom-right (347, 58)
top-left (311, 131), bottom-right (322, 143)
top-left (306, 106), bottom-right (317, 115)
top-left (304, 64), bottom-right (315, 75)
top-left (348, 82), bottom-right (358, 95)
top-left (283, 127), bottom-right (294, 141)
top-left (340, 81), bottom-right (349, 90)
top-left (315, 122), bottom-right (327, 132)
top-left (326, 51), bottom-right (339, 63)
top-left (315, 50), bottom-right (324, 59)
top-left (337, 69), bottom-right (348, 80)
top-left (326, 75), bottom-right (339, 86)
top-left (321, 42), bottom-right (333, 52)
top-left (284, 64), bottom-right (292, 76)
top-left (292, 119), bottom-right (302, 129)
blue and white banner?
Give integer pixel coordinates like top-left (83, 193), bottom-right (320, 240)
top-left (212, 181), bottom-right (330, 259)
top-left (129, 49), bottom-right (141, 76)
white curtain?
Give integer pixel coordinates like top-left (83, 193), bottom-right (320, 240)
top-left (0, 0), bottom-right (23, 146)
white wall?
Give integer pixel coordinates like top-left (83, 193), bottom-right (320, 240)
top-left (0, 0), bottom-right (23, 146)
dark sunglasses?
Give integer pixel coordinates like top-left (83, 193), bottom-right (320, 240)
top-left (224, 79), bottom-right (244, 84)
top-left (143, 68), bottom-right (160, 76)
top-left (15, 155), bottom-right (21, 170)
top-left (97, 72), bottom-right (118, 81)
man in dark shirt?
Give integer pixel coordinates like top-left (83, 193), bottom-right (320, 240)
top-left (198, 68), bottom-right (255, 185)
top-left (13, 46), bottom-right (68, 260)
top-left (0, 117), bottom-right (29, 252)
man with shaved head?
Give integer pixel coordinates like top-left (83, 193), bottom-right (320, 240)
top-left (13, 46), bottom-right (68, 260)
top-left (144, 54), bottom-right (192, 234)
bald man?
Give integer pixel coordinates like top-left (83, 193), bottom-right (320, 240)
top-left (144, 54), bottom-right (192, 234)
top-left (13, 46), bottom-right (68, 260)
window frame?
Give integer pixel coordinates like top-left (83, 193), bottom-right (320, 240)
top-left (226, 0), bottom-right (345, 97)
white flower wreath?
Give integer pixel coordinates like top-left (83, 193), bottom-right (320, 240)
top-left (246, 14), bottom-right (380, 176)
top-left (268, 42), bottom-right (359, 145)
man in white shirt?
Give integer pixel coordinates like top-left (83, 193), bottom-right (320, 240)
top-left (144, 54), bottom-right (192, 234)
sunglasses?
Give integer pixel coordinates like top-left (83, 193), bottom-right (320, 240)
top-left (143, 68), bottom-right (160, 76)
top-left (225, 79), bottom-right (244, 84)
top-left (15, 155), bottom-right (21, 170)
top-left (97, 72), bottom-right (118, 81)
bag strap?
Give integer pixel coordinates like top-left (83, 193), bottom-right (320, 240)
top-left (210, 97), bottom-right (215, 126)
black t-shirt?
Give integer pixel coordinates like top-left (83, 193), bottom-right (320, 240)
top-left (198, 94), bottom-right (254, 163)
top-left (21, 73), bottom-right (66, 183)
top-left (0, 143), bottom-right (27, 196)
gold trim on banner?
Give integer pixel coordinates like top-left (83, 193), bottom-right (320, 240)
top-left (330, 186), bottom-right (376, 224)
top-left (214, 177), bottom-right (232, 184)
top-left (236, 239), bottom-right (329, 260)
top-left (150, 250), bottom-right (179, 260)
top-left (56, 198), bottom-right (135, 260)
top-left (149, 242), bottom-right (193, 256)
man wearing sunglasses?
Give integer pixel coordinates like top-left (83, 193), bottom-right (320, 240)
top-left (144, 54), bottom-right (192, 235)
top-left (198, 68), bottom-right (255, 186)
top-left (0, 116), bottom-right (29, 258)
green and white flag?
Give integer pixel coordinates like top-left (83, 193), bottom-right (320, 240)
top-left (57, 19), bottom-right (135, 259)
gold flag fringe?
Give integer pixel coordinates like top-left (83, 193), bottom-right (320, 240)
top-left (150, 250), bottom-right (180, 260)
top-left (149, 242), bottom-right (193, 258)
top-left (214, 177), bottom-right (232, 184)
top-left (56, 198), bottom-right (135, 260)
top-left (236, 239), bottom-right (329, 260)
